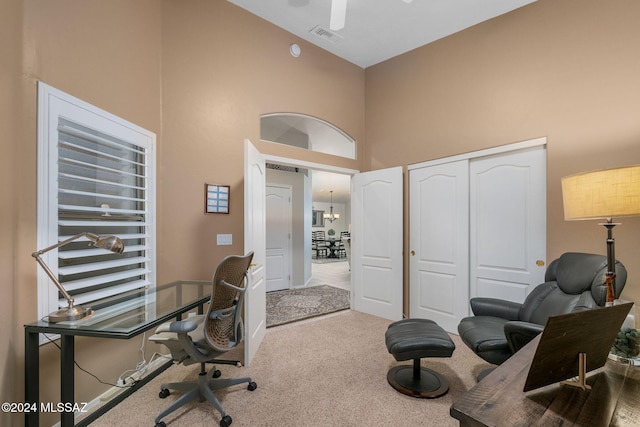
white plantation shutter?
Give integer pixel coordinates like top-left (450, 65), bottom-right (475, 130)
top-left (37, 82), bottom-right (156, 321)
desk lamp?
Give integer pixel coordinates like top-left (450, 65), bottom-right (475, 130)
top-left (562, 165), bottom-right (640, 304)
top-left (32, 232), bottom-right (125, 322)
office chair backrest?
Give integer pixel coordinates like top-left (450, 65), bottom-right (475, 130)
top-left (205, 252), bottom-right (254, 352)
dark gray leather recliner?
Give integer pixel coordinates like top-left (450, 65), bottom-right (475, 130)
top-left (458, 252), bottom-right (627, 367)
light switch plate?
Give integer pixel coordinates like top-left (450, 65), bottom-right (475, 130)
top-left (217, 234), bottom-right (232, 245)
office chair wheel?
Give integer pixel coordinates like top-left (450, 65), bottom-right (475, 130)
top-left (213, 369), bottom-right (222, 378)
top-left (220, 415), bottom-right (232, 427)
top-left (154, 422), bottom-right (166, 427)
top-left (158, 388), bottom-right (170, 399)
top-left (248, 381), bottom-right (257, 391)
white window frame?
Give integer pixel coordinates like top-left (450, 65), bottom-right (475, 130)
top-left (36, 82), bottom-right (156, 324)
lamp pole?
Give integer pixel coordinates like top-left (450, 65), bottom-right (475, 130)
top-left (602, 219), bottom-right (618, 305)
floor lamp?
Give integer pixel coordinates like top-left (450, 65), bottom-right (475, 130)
top-left (32, 232), bottom-right (125, 322)
top-left (562, 165), bottom-right (640, 304)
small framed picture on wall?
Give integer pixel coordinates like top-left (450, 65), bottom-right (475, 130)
top-left (205, 184), bottom-right (230, 214)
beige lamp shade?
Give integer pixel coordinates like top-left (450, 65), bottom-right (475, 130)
top-left (561, 165), bottom-right (640, 220)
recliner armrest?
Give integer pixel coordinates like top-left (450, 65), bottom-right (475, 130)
top-left (470, 297), bottom-right (522, 320)
top-left (504, 321), bottom-right (544, 354)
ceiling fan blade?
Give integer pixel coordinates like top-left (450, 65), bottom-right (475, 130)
top-left (330, 0), bottom-right (347, 31)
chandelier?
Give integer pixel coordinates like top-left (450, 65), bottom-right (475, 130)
top-left (323, 191), bottom-right (340, 223)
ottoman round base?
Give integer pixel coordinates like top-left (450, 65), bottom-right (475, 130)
top-left (387, 365), bottom-right (449, 398)
top-left (385, 319), bottom-right (455, 399)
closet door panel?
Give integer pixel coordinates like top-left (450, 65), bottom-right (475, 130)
top-left (470, 147), bottom-right (546, 302)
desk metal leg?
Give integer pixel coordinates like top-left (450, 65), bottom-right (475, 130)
top-left (60, 334), bottom-right (74, 426)
top-left (25, 330), bottom-right (39, 427)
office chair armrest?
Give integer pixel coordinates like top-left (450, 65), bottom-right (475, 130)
top-left (504, 321), bottom-right (544, 354)
top-left (155, 319), bottom-right (199, 334)
top-left (219, 279), bottom-right (247, 294)
top-left (470, 297), bottom-right (522, 320)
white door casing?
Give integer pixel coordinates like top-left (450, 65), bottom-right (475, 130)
top-left (351, 167), bottom-right (403, 321)
top-left (409, 160), bottom-right (470, 333)
top-left (244, 151), bottom-right (357, 362)
top-left (243, 139), bottom-right (266, 367)
top-left (303, 174), bottom-right (312, 286)
top-left (469, 146), bottom-right (547, 301)
top-left (266, 185), bottom-right (292, 292)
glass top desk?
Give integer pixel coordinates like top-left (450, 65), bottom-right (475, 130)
top-left (25, 280), bottom-right (211, 427)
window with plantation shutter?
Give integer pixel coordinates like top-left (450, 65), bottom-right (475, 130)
top-left (36, 82), bottom-right (156, 323)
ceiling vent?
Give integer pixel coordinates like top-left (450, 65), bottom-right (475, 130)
top-left (309, 25), bottom-right (343, 43)
top-left (266, 163), bottom-right (300, 173)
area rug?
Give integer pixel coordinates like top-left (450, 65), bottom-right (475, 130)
top-left (266, 285), bottom-right (350, 327)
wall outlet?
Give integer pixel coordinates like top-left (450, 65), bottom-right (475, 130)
top-left (217, 234), bottom-right (232, 245)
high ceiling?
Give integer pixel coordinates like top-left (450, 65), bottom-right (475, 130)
top-left (240, 0), bottom-right (537, 204)
top-left (311, 170), bottom-right (351, 204)
top-left (228, 0), bottom-right (536, 68)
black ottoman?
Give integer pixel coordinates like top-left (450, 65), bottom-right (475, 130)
top-left (385, 318), bottom-right (455, 398)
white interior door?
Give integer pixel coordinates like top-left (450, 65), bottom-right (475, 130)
top-left (243, 139), bottom-right (266, 366)
top-left (409, 160), bottom-right (469, 333)
top-left (470, 146), bottom-right (546, 302)
top-left (351, 167), bottom-right (403, 321)
top-left (266, 185), bottom-right (291, 292)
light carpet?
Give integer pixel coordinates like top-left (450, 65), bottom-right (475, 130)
top-left (89, 310), bottom-right (492, 427)
top-left (266, 285), bottom-right (350, 327)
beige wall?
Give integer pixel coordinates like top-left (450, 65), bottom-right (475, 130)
top-left (16, 1), bottom-right (164, 425)
top-left (1, 0), bottom-right (23, 426)
top-left (7, 0), bottom-right (364, 425)
top-left (5, 0), bottom-right (640, 425)
top-left (365, 0), bottom-right (640, 308)
top-left (158, 0), bottom-right (364, 283)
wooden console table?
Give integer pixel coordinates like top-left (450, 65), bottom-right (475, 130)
top-left (450, 335), bottom-right (640, 426)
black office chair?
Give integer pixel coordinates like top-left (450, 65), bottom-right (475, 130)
top-left (149, 252), bottom-right (256, 427)
top-left (458, 252), bottom-right (627, 374)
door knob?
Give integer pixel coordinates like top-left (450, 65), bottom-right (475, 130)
top-left (411, 250), bottom-right (415, 256)
top-left (536, 260), bottom-right (545, 267)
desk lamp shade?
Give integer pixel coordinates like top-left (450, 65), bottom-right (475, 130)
top-left (32, 232), bottom-right (125, 322)
top-left (561, 165), bottom-right (640, 303)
